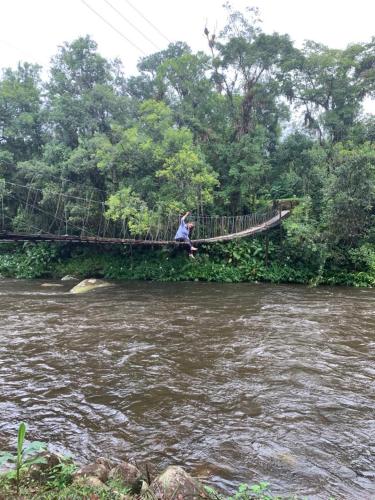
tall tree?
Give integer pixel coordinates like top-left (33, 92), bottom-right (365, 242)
top-left (0, 63), bottom-right (44, 162)
top-left (322, 142), bottom-right (375, 245)
top-left (47, 36), bottom-right (126, 147)
top-left (283, 40), bottom-right (375, 142)
top-left (207, 4), bottom-right (295, 137)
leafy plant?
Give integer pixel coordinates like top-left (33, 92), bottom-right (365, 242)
top-left (205, 481), bottom-right (283, 500)
top-left (228, 481), bottom-right (277, 499)
top-left (205, 484), bottom-right (223, 498)
top-left (47, 459), bottom-right (77, 490)
top-left (0, 422), bottom-right (46, 494)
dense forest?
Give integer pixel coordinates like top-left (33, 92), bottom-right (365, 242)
top-left (1, 5), bottom-right (375, 285)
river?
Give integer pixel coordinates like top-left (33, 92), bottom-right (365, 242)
top-left (0, 279), bottom-right (374, 498)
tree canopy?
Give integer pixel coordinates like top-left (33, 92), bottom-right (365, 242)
top-left (0, 5), bottom-right (374, 280)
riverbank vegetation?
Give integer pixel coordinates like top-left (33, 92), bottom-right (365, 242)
top-left (0, 423), bottom-right (289, 499)
top-left (1, 235), bottom-right (375, 286)
top-left (0, 473), bottom-right (283, 500)
top-left (0, 5), bottom-right (374, 285)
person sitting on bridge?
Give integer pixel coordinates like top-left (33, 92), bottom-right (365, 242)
top-left (175, 211), bottom-right (197, 258)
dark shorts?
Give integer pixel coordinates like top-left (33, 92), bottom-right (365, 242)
top-left (175, 237), bottom-right (192, 252)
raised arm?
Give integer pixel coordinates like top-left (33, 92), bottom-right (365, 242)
top-left (181, 211), bottom-right (191, 222)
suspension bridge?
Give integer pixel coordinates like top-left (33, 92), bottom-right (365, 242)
top-left (0, 180), bottom-right (290, 245)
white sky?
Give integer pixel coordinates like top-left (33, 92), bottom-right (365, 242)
top-left (0, 0), bottom-right (374, 111)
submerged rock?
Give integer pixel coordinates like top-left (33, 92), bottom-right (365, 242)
top-left (41, 283), bottom-right (64, 287)
top-left (150, 465), bottom-right (208, 499)
top-left (276, 452), bottom-right (298, 467)
top-left (70, 278), bottom-right (112, 294)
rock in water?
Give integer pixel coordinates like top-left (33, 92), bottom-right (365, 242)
top-left (108, 462), bottom-right (143, 493)
top-left (74, 476), bottom-right (107, 489)
top-left (61, 275), bottom-right (79, 281)
top-left (73, 462), bottom-right (109, 483)
top-left (150, 466), bottom-right (209, 499)
top-left (70, 278), bottom-right (112, 294)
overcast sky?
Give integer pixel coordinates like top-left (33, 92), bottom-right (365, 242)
top-left (0, 0), bottom-right (374, 110)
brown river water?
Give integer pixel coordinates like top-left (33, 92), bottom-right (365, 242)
top-left (0, 279), bottom-right (374, 498)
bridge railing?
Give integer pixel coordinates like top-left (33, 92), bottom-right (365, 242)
top-left (190, 208), bottom-right (278, 240)
top-left (0, 180), bottom-right (279, 242)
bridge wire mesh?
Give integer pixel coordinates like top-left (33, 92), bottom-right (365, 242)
top-left (1, 181), bottom-right (279, 242)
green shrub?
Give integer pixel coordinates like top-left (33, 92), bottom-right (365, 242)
top-left (1, 237), bottom-right (375, 287)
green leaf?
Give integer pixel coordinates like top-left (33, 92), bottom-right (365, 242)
top-left (0, 452), bottom-right (15, 466)
top-left (238, 483), bottom-right (248, 493)
top-left (4, 470), bottom-right (16, 480)
top-left (17, 423), bottom-right (26, 459)
top-left (23, 455), bottom-right (47, 466)
top-left (23, 441), bottom-right (46, 457)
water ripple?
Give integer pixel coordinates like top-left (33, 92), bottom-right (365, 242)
top-left (0, 280), bottom-right (374, 498)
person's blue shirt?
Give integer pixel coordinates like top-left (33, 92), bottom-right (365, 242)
top-left (175, 220), bottom-right (189, 240)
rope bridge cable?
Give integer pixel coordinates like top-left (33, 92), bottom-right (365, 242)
top-left (5, 192), bottom-right (100, 238)
top-left (0, 180), bottom-right (290, 244)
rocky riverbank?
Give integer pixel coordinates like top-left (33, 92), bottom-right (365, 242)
top-left (0, 450), bottom-right (277, 499)
top-left (0, 451), bottom-right (212, 499)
